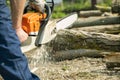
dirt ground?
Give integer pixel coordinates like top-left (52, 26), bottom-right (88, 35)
top-left (33, 57), bottom-right (120, 80)
top-left (1, 58), bottom-right (119, 80)
top-left (26, 46), bottom-right (120, 80)
top-left (0, 49), bottom-right (120, 80)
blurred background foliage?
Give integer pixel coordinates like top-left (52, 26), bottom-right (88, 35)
top-left (52, 0), bottom-right (112, 18)
top-left (6, 0), bottom-right (113, 19)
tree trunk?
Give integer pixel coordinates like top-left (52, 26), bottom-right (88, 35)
top-left (48, 29), bottom-right (120, 51)
top-left (72, 16), bottom-right (120, 28)
top-left (91, 0), bottom-right (97, 9)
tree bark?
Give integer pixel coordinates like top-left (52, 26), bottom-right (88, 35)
top-left (49, 29), bottom-right (120, 51)
top-left (91, 0), bottom-right (97, 9)
top-left (72, 16), bottom-right (120, 28)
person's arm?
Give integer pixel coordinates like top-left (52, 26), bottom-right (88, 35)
top-left (10, 0), bottom-right (28, 43)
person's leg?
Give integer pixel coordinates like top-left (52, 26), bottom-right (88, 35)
top-left (0, 0), bottom-right (40, 80)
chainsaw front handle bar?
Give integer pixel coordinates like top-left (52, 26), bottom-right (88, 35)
top-left (35, 3), bottom-right (51, 46)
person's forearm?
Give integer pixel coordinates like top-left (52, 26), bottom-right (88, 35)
top-left (10, 0), bottom-right (26, 30)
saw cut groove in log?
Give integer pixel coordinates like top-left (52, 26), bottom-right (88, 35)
top-left (72, 25), bottom-right (120, 34)
top-left (49, 29), bottom-right (120, 51)
top-left (72, 16), bottom-right (120, 28)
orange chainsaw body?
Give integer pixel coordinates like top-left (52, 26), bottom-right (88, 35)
top-left (22, 12), bottom-right (46, 35)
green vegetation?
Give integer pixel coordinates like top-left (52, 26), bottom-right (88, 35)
top-left (52, 0), bottom-right (91, 18)
top-left (6, 0), bottom-right (10, 6)
top-left (52, 5), bottom-right (66, 19)
top-left (97, 0), bottom-right (112, 7)
top-left (52, 0), bottom-right (112, 19)
top-left (63, 1), bottom-right (91, 13)
top-left (6, 0), bottom-right (113, 19)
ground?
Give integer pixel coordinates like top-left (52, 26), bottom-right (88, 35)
top-left (33, 57), bottom-right (120, 80)
top-left (25, 45), bottom-right (120, 80)
top-left (0, 55), bottom-right (119, 80)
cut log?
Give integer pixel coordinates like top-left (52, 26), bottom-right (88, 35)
top-left (95, 5), bottom-right (111, 12)
top-left (52, 49), bottom-right (108, 61)
top-left (48, 29), bottom-right (120, 51)
top-left (101, 12), bottom-right (115, 16)
top-left (105, 52), bottom-right (120, 69)
top-left (79, 10), bottom-right (102, 17)
top-left (72, 25), bottom-right (120, 34)
top-left (72, 16), bottom-right (120, 28)
top-left (104, 52), bottom-right (120, 63)
top-left (52, 49), bottom-right (120, 63)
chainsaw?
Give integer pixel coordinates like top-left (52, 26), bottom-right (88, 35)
top-left (22, 0), bottom-right (78, 48)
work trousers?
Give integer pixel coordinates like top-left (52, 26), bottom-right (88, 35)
top-left (0, 0), bottom-right (40, 80)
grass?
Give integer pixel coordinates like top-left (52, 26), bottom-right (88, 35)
top-left (52, 1), bottom-right (91, 19)
top-left (52, 0), bottom-right (113, 19)
top-left (97, 0), bottom-right (112, 7)
top-left (63, 1), bottom-right (91, 13)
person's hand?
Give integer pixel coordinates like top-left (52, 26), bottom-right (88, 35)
top-left (29, 0), bottom-right (46, 13)
top-left (15, 28), bottom-right (28, 43)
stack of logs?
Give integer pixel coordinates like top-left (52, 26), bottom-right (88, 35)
top-left (47, 10), bottom-right (120, 69)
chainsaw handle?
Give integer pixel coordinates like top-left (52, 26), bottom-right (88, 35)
top-left (35, 3), bottom-right (51, 46)
top-left (24, 0), bottom-right (54, 14)
top-left (46, 0), bottom-right (54, 13)
top-left (42, 3), bottom-right (51, 22)
top-left (24, 3), bottom-right (52, 22)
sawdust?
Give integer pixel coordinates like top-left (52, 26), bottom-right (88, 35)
top-left (34, 57), bottom-right (120, 80)
top-left (0, 50), bottom-right (120, 80)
